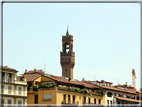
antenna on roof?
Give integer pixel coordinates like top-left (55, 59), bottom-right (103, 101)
top-left (117, 79), bottom-right (119, 85)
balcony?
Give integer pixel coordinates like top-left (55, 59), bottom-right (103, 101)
top-left (8, 78), bottom-right (13, 83)
top-left (2, 77), bottom-right (5, 82)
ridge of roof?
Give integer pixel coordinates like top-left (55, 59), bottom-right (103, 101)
top-left (0, 66), bottom-right (18, 72)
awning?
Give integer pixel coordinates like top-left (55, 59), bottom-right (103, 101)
top-left (114, 96), bottom-right (141, 103)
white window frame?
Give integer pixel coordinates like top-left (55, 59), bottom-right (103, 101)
top-left (2, 85), bottom-right (4, 93)
top-left (18, 100), bottom-right (22, 104)
top-left (8, 86), bottom-right (12, 94)
top-left (18, 87), bottom-right (22, 95)
top-left (43, 94), bottom-right (51, 100)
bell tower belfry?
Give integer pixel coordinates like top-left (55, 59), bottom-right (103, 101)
top-left (60, 26), bottom-right (75, 79)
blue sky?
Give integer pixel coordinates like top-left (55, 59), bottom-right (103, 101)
top-left (3, 3), bottom-right (140, 90)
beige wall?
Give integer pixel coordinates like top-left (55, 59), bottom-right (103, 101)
top-left (56, 88), bottom-right (105, 104)
top-left (2, 70), bottom-right (27, 104)
top-left (3, 97), bottom-right (14, 104)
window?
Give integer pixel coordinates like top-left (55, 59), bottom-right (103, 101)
top-left (68, 58), bottom-right (70, 60)
top-left (35, 95), bottom-right (38, 104)
top-left (2, 85), bottom-right (4, 93)
top-left (126, 88), bottom-right (128, 91)
top-left (106, 84), bottom-right (108, 87)
top-left (62, 58), bottom-right (63, 60)
top-left (8, 99), bottom-right (11, 107)
top-left (2, 99), bottom-right (4, 104)
top-left (8, 73), bottom-right (12, 78)
top-left (110, 100), bottom-right (112, 105)
top-left (63, 94), bottom-right (66, 103)
top-left (18, 87), bottom-right (22, 95)
top-left (18, 100), bottom-right (22, 107)
top-left (43, 94), bottom-right (51, 100)
top-left (107, 92), bottom-right (112, 97)
top-left (119, 94), bottom-right (121, 97)
top-left (8, 86), bottom-right (12, 94)
top-left (99, 99), bottom-right (101, 104)
top-left (109, 84), bottom-right (111, 87)
top-left (107, 100), bottom-right (109, 104)
top-left (100, 83), bottom-right (102, 86)
top-left (65, 58), bottom-right (67, 60)
top-left (66, 69), bottom-right (67, 71)
top-left (83, 97), bottom-right (86, 104)
top-left (122, 88), bottom-right (124, 90)
top-left (2, 72), bottom-right (5, 77)
top-left (97, 83), bottom-right (99, 85)
top-left (68, 95), bottom-right (70, 104)
top-left (73, 95), bottom-right (75, 104)
top-left (114, 93), bottom-right (116, 96)
top-left (94, 99), bottom-right (96, 104)
top-left (88, 98), bottom-right (90, 104)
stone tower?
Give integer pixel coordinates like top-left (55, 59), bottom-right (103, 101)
top-left (60, 26), bottom-right (75, 79)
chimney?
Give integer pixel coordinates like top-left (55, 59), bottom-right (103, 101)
top-left (82, 78), bottom-right (84, 81)
top-left (126, 82), bottom-right (127, 86)
top-left (34, 69), bottom-right (36, 72)
top-left (5, 65), bottom-right (8, 67)
top-left (68, 78), bottom-right (71, 82)
top-left (25, 69), bottom-right (27, 73)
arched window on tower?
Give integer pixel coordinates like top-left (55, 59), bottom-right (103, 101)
top-left (65, 42), bottom-right (69, 53)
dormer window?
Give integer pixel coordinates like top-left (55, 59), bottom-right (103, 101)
top-left (97, 83), bottom-right (99, 85)
top-left (100, 83), bottom-right (102, 86)
top-left (109, 84), bottom-right (111, 87)
top-left (106, 84), bottom-right (108, 87)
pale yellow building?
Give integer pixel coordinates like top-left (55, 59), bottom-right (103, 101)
top-left (1, 66), bottom-right (27, 105)
top-left (21, 69), bottom-right (105, 105)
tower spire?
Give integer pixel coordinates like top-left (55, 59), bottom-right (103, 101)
top-left (66, 24), bottom-right (69, 37)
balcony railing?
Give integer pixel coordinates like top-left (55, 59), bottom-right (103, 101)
top-left (2, 77), bottom-right (5, 82)
top-left (8, 78), bottom-right (13, 83)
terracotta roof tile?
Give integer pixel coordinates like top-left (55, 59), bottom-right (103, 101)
top-left (45, 75), bottom-right (97, 89)
top-left (23, 73), bottom-right (41, 81)
top-left (98, 85), bottom-right (136, 94)
top-left (114, 96), bottom-right (141, 103)
top-left (0, 66), bottom-right (18, 72)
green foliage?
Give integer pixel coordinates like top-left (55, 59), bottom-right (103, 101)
top-left (27, 86), bottom-right (31, 91)
top-left (98, 90), bottom-right (103, 95)
top-left (38, 83), bottom-right (55, 89)
top-left (84, 89), bottom-right (89, 93)
top-left (20, 78), bottom-right (24, 81)
top-left (30, 86), bottom-right (33, 89)
top-left (52, 84), bottom-right (55, 87)
top-left (49, 83), bottom-right (52, 87)
top-left (80, 89), bottom-right (84, 93)
top-left (74, 87), bottom-right (79, 91)
top-left (56, 84), bottom-right (59, 87)
top-left (68, 87), bottom-right (71, 90)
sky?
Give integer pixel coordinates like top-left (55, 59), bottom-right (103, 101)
top-left (3, 3), bottom-right (140, 90)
